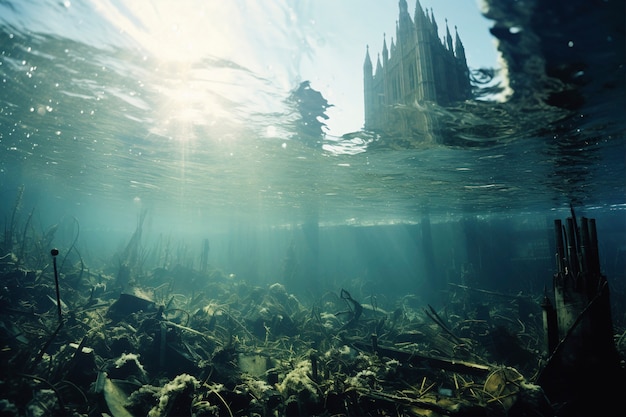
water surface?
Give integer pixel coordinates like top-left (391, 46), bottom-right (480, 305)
top-left (1, 0), bottom-right (624, 232)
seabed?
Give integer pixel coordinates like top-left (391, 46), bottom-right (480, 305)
top-left (1, 212), bottom-right (624, 417)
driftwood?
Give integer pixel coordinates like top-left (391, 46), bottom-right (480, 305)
top-left (351, 340), bottom-right (491, 377)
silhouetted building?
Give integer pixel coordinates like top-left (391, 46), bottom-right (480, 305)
top-left (363, 0), bottom-right (471, 138)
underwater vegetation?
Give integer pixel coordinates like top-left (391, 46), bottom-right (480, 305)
top-left (1, 193), bottom-right (625, 417)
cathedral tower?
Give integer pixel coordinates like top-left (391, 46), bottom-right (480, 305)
top-left (363, 0), bottom-right (471, 136)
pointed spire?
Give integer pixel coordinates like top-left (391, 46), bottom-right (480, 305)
top-left (445, 19), bottom-right (454, 51)
top-left (414, 0), bottom-right (424, 17)
top-left (414, 0), bottom-right (426, 26)
top-left (398, 0), bottom-right (412, 36)
top-left (382, 33), bottom-right (389, 63)
top-left (363, 45), bottom-right (373, 76)
top-left (454, 25), bottom-right (471, 99)
top-left (454, 26), bottom-right (467, 63)
top-left (430, 7), bottom-right (438, 36)
top-left (375, 53), bottom-right (383, 78)
top-left (399, 0), bottom-right (408, 14)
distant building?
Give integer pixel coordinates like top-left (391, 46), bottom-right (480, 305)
top-left (363, 0), bottom-right (471, 139)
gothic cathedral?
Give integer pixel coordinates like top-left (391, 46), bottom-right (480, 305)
top-left (363, 0), bottom-right (471, 139)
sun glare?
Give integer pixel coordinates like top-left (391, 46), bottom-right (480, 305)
top-left (92, 1), bottom-right (238, 63)
top-left (92, 0), bottom-right (297, 144)
top-left (91, 1), bottom-right (256, 143)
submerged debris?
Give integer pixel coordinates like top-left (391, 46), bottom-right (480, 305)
top-left (0, 210), bottom-right (624, 417)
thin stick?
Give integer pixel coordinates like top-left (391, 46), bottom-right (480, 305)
top-left (32, 321), bottom-right (64, 368)
top-left (51, 249), bottom-right (62, 324)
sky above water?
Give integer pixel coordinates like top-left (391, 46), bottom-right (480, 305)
top-left (82, 0), bottom-right (499, 136)
top-left (1, 0), bottom-right (623, 227)
top-left (298, 0), bottom-right (500, 135)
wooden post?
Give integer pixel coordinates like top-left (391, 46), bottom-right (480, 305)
top-left (538, 208), bottom-right (624, 415)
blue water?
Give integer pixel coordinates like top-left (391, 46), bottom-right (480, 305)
top-left (0, 0), bottom-right (624, 303)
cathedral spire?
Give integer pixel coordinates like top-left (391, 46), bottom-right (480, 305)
top-left (430, 7), bottom-right (438, 36)
top-left (414, 0), bottom-right (423, 15)
top-left (399, 0), bottom-right (408, 14)
top-left (363, 45), bottom-right (373, 77)
top-left (412, 0), bottom-right (428, 38)
top-left (454, 26), bottom-right (467, 63)
top-left (382, 34), bottom-right (389, 63)
top-left (375, 53), bottom-right (383, 78)
top-left (445, 19), bottom-right (454, 52)
top-left (397, 0), bottom-right (412, 38)
top-left (413, 0), bottom-right (425, 24)
top-left (454, 25), bottom-right (471, 100)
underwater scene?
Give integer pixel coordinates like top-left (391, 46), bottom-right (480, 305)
top-left (1, 0), bottom-right (625, 416)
